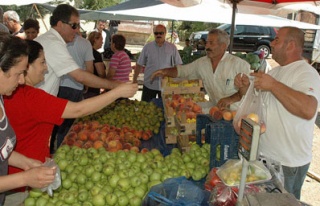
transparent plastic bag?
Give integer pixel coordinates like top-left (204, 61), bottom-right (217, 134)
top-left (233, 78), bottom-right (267, 135)
top-left (143, 176), bottom-right (210, 206)
top-left (40, 158), bottom-right (61, 197)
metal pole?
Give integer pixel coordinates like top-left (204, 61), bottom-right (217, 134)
top-left (229, 1), bottom-right (237, 53)
top-left (33, 4), bottom-right (48, 31)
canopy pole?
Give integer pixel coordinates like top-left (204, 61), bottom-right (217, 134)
top-left (229, 1), bottom-right (237, 53)
top-left (33, 4), bottom-right (48, 31)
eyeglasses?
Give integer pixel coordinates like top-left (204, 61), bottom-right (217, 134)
top-left (154, 32), bottom-right (164, 35)
top-left (61, 20), bottom-right (80, 30)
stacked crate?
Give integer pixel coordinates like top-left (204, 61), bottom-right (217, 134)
top-left (161, 77), bottom-right (207, 149)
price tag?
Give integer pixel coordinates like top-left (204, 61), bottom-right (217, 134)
top-left (238, 118), bottom-right (260, 161)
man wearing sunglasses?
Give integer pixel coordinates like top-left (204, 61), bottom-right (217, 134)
top-left (133, 24), bottom-right (182, 102)
top-left (34, 4), bottom-right (122, 97)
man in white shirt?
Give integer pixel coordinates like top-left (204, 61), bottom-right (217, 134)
top-left (35, 4), bottom-right (119, 97)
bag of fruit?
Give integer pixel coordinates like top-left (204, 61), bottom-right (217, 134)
top-left (233, 78), bottom-right (267, 135)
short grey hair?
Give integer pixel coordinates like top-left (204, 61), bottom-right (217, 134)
top-left (4, 10), bottom-right (20, 23)
top-left (209, 28), bottom-right (230, 48)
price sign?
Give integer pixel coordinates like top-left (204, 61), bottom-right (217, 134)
top-left (238, 118), bottom-right (260, 161)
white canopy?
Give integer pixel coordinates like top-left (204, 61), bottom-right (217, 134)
top-left (80, 0), bottom-right (320, 30)
top-left (0, 0), bottom-right (50, 6)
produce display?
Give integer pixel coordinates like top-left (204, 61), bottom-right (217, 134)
top-left (77, 99), bottom-right (164, 135)
top-left (163, 77), bottom-right (202, 88)
top-left (209, 106), bottom-right (236, 121)
top-left (24, 144), bottom-right (211, 206)
top-left (63, 121), bottom-right (147, 152)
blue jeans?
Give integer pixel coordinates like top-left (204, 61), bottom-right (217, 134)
top-left (50, 87), bottom-right (83, 154)
top-left (282, 163), bottom-right (310, 200)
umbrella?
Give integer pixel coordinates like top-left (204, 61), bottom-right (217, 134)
top-left (162, 0), bottom-right (320, 52)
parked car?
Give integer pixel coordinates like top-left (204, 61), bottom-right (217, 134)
top-left (189, 31), bottom-right (208, 49)
top-left (218, 24), bottom-right (278, 58)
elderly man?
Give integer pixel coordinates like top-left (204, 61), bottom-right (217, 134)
top-left (3, 10), bottom-right (23, 38)
top-left (133, 24), bottom-right (183, 102)
top-left (151, 28), bottom-right (251, 110)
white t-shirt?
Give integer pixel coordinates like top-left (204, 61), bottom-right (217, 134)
top-left (259, 60), bottom-right (320, 167)
top-left (177, 53), bottom-right (251, 110)
top-left (35, 28), bottom-right (79, 96)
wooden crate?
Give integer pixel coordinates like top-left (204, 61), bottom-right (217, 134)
top-left (161, 77), bottom-right (203, 94)
top-left (165, 126), bottom-right (179, 144)
top-left (177, 135), bottom-right (193, 153)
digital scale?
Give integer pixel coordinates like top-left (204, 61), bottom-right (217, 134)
top-left (236, 118), bottom-right (301, 206)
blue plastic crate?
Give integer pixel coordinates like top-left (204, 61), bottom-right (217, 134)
top-left (196, 114), bottom-right (239, 169)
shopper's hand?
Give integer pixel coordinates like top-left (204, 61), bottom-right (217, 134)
top-left (151, 70), bottom-right (166, 81)
top-left (234, 73), bottom-right (250, 89)
top-left (24, 157), bottom-right (42, 171)
top-left (115, 82), bottom-right (138, 98)
top-left (251, 72), bottom-right (275, 91)
top-left (24, 166), bottom-right (56, 189)
top-left (217, 97), bottom-right (232, 110)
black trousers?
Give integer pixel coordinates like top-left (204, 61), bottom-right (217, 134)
top-left (141, 85), bottom-right (162, 102)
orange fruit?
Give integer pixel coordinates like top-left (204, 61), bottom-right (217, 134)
top-left (209, 106), bottom-right (219, 117)
top-left (222, 110), bottom-right (233, 121)
top-left (247, 113), bottom-right (259, 123)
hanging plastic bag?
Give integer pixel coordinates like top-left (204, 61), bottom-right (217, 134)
top-left (40, 158), bottom-right (61, 197)
top-left (233, 78), bottom-right (267, 135)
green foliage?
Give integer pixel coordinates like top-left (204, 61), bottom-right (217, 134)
top-left (1, 4), bottom-right (51, 22)
top-left (177, 21), bottom-right (221, 40)
top-left (80, 0), bottom-right (122, 10)
top-left (179, 50), bottom-right (205, 65)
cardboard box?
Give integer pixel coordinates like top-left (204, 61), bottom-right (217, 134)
top-left (161, 77), bottom-right (203, 94)
top-left (177, 135), bottom-right (191, 153)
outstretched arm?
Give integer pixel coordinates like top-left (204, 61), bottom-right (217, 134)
top-left (150, 67), bottom-right (178, 81)
top-left (62, 83), bottom-right (138, 118)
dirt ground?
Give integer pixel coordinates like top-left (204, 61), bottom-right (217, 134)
top-left (267, 58), bottom-right (320, 206)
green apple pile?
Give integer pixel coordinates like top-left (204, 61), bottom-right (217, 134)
top-left (77, 99), bottom-right (164, 134)
top-left (24, 143), bottom-right (210, 206)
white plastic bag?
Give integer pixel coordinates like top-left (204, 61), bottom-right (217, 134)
top-left (233, 78), bottom-right (267, 135)
top-left (41, 158), bottom-right (61, 197)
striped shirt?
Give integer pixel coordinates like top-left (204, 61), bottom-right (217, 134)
top-left (109, 50), bottom-right (131, 82)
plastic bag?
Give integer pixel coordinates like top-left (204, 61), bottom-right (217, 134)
top-left (204, 167), bottom-right (222, 191)
top-left (209, 183), bottom-right (263, 206)
top-left (40, 158), bottom-right (61, 197)
top-left (216, 159), bottom-right (271, 187)
top-left (143, 176), bottom-right (210, 206)
top-left (233, 78), bottom-right (267, 135)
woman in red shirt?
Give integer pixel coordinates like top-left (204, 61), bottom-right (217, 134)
top-left (3, 40), bottom-right (138, 203)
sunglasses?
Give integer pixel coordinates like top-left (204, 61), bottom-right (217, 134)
top-left (154, 32), bottom-right (164, 35)
top-left (61, 20), bottom-right (80, 30)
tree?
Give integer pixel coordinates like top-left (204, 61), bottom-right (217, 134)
top-left (78, 0), bottom-right (122, 10)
